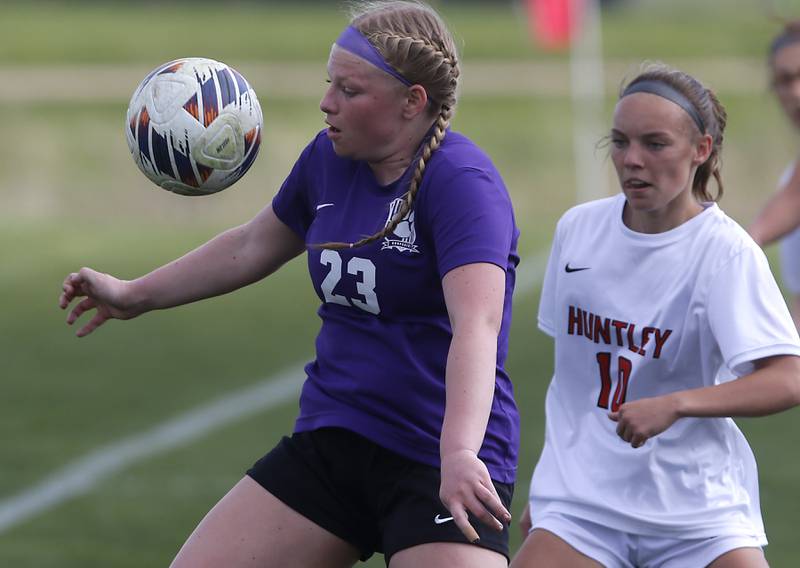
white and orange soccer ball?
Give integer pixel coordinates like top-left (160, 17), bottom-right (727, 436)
top-left (125, 57), bottom-right (263, 196)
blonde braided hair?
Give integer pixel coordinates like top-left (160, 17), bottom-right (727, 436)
top-left (320, 1), bottom-right (460, 250)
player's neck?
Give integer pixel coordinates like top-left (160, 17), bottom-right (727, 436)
top-left (368, 119), bottom-right (437, 186)
top-left (368, 153), bottom-right (414, 186)
top-left (623, 196), bottom-right (704, 234)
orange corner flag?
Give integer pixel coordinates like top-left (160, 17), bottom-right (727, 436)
top-left (527, 0), bottom-right (585, 51)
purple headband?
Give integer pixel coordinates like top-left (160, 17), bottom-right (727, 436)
top-left (335, 26), bottom-right (413, 86)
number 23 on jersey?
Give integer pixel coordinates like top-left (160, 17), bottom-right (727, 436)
top-left (319, 249), bottom-right (380, 315)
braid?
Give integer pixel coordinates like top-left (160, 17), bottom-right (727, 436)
top-left (380, 104), bottom-right (452, 241)
top-left (370, 31), bottom-right (459, 87)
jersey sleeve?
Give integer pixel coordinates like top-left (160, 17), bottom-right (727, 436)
top-left (425, 166), bottom-right (517, 277)
top-left (707, 245), bottom-right (800, 376)
top-left (271, 138), bottom-right (317, 239)
top-left (537, 218), bottom-right (563, 338)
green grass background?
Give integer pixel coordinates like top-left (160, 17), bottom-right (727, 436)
top-left (2, 0), bottom-right (800, 566)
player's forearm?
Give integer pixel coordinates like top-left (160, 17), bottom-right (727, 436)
top-left (129, 225), bottom-right (274, 312)
top-left (440, 324), bottom-right (498, 457)
top-left (749, 185), bottom-right (800, 246)
top-left (671, 355), bottom-right (800, 418)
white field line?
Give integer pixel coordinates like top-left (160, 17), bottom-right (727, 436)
top-left (0, 365), bottom-right (305, 533)
top-left (0, 252), bottom-right (548, 534)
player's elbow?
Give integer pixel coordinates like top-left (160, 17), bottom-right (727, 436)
top-left (780, 356), bottom-right (800, 408)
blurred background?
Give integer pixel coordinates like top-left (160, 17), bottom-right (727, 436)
top-left (2, 0), bottom-right (799, 565)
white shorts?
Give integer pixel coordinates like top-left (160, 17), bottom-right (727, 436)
top-left (533, 512), bottom-right (763, 568)
top-left (779, 227), bottom-right (800, 295)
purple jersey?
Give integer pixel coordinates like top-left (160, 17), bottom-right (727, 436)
top-left (272, 130), bottom-right (519, 483)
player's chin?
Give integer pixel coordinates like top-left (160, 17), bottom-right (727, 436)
top-left (622, 191), bottom-right (656, 211)
top-left (328, 140), bottom-right (352, 158)
top-left (331, 145), bottom-right (371, 164)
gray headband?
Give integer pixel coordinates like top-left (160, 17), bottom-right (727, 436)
top-left (622, 80), bottom-right (706, 134)
top-left (770, 32), bottom-right (800, 58)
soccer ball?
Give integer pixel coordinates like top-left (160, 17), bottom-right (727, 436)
top-left (125, 57), bottom-right (263, 196)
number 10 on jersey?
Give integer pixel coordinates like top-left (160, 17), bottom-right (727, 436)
top-left (595, 353), bottom-right (632, 412)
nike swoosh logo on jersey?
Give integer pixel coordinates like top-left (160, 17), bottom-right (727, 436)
top-left (434, 514), bottom-right (454, 525)
top-left (565, 263), bottom-right (590, 273)
top-left (316, 203), bottom-right (335, 211)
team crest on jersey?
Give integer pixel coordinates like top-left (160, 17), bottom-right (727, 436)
top-left (381, 197), bottom-right (419, 253)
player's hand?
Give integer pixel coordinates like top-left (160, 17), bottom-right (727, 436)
top-left (439, 449), bottom-right (511, 543)
top-left (59, 267), bottom-right (139, 337)
top-left (608, 394), bottom-right (680, 448)
top-left (518, 502), bottom-right (532, 539)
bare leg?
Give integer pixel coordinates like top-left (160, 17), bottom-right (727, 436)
top-left (707, 547), bottom-right (768, 568)
top-left (170, 476), bottom-right (361, 568)
top-left (390, 542), bottom-right (507, 568)
top-left (511, 528), bottom-right (603, 568)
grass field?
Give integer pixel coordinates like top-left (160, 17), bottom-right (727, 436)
top-left (2, 1), bottom-right (800, 566)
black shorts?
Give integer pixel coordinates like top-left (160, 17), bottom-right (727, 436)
top-left (246, 427), bottom-right (513, 564)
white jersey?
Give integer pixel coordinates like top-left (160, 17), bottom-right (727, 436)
top-left (777, 162), bottom-right (800, 294)
top-left (531, 193), bottom-right (800, 543)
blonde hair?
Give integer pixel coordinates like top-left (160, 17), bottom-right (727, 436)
top-left (620, 63), bottom-right (727, 203)
top-left (322, 1), bottom-right (460, 250)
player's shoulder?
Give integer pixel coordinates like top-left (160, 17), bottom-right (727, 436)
top-left (701, 204), bottom-right (755, 249)
top-left (557, 195), bottom-right (620, 229)
top-left (696, 203), bottom-right (765, 271)
top-left (431, 130), bottom-right (497, 173)
top-left (422, 131), bottom-right (510, 200)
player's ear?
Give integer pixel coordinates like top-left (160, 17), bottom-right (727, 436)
top-left (692, 133), bottom-right (713, 166)
top-left (403, 84), bottom-right (428, 119)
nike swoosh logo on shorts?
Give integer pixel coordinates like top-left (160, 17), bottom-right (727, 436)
top-left (316, 203), bottom-right (335, 211)
top-left (434, 514), bottom-right (454, 524)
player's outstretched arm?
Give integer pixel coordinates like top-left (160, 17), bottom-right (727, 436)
top-left (438, 262), bottom-right (512, 543)
top-left (609, 355), bottom-right (800, 448)
top-left (59, 204), bottom-right (305, 337)
top-left (749, 161), bottom-right (800, 246)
